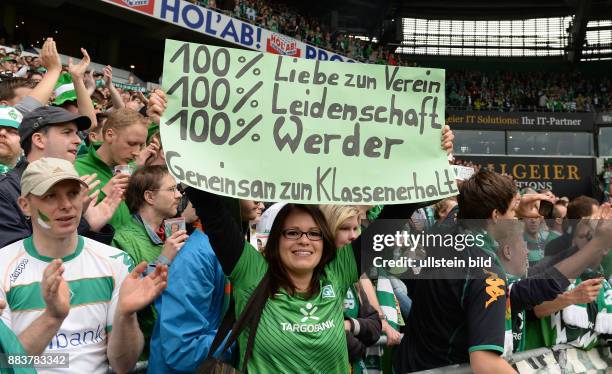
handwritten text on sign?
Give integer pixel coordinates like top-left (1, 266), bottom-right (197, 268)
top-left (160, 39), bottom-right (457, 204)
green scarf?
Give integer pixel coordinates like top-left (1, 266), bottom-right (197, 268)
top-left (361, 277), bottom-right (402, 374)
top-left (343, 285), bottom-right (364, 374)
top-left (549, 277), bottom-right (612, 350)
top-left (505, 275), bottom-right (527, 356)
top-left (594, 279), bottom-right (612, 335)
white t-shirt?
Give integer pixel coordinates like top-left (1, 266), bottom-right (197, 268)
top-left (0, 236), bottom-right (133, 374)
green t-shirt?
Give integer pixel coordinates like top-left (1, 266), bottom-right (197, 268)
top-left (111, 215), bottom-right (163, 360)
top-left (0, 320), bottom-right (36, 374)
top-left (231, 243), bottom-right (357, 373)
top-left (74, 143), bottom-right (131, 229)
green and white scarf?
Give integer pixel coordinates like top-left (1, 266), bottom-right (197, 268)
top-left (504, 275), bottom-right (527, 356)
top-left (541, 277), bottom-right (612, 350)
top-left (53, 73), bottom-right (77, 106)
top-left (594, 280), bottom-right (612, 334)
top-left (376, 277), bottom-right (400, 331)
top-left (343, 285), bottom-right (365, 374)
top-left (563, 278), bottom-right (612, 336)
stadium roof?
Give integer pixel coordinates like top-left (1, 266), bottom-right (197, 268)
top-left (326, 0), bottom-right (611, 61)
top-left (393, 0), bottom-right (612, 20)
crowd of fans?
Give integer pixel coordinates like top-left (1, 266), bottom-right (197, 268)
top-left (190, 0), bottom-right (612, 113)
top-left (0, 18), bottom-right (611, 374)
top-left (447, 70), bottom-right (612, 112)
top-left (189, 0), bottom-right (398, 63)
top-left (198, 0), bottom-right (612, 113)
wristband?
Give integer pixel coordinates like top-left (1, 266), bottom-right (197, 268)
top-left (156, 255), bottom-right (171, 266)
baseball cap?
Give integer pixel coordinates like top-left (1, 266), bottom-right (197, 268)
top-left (0, 106), bottom-right (23, 129)
top-left (19, 106), bottom-right (90, 147)
top-left (0, 57), bottom-right (17, 63)
top-left (21, 157), bottom-right (87, 197)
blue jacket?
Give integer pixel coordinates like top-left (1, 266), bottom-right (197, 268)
top-left (148, 230), bottom-right (231, 374)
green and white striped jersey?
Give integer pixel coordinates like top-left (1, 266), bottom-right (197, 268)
top-left (0, 236), bottom-right (133, 374)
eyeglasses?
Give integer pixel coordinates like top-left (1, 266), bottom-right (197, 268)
top-left (150, 186), bottom-right (181, 194)
top-left (282, 229), bottom-right (323, 241)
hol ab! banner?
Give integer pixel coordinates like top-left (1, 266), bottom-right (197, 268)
top-left (160, 39), bottom-right (456, 204)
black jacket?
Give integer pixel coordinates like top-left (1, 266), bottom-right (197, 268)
top-left (0, 159), bottom-right (114, 248)
top-left (345, 286), bottom-right (382, 363)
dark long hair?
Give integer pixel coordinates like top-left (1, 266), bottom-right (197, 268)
top-left (264, 204), bottom-right (336, 299)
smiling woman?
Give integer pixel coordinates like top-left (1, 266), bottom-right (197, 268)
top-left (185, 187), bottom-right (420, 373)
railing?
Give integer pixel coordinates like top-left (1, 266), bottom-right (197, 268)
top-left (114, 343), bottom-right (611, 373)
top-left (411, 344), bottom-right (611, 374)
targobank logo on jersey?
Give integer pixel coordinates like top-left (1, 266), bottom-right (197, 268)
top-left (47, 324), bottom-right (106, 349)
top-left (281, 302), bottom-right (335, 333)
top-left (300, 303), bottom-right (319, 322)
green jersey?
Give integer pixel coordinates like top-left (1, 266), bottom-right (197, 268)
top-left (111, 215), bottom-right (164, 360)
top-left (74, 143), bottom-right (131, 229)
top-left (0, 319), bottom-right (36, 374)
top-left (231, 243), bottom-right (357, 373)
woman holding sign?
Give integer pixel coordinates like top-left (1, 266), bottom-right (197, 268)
top-left (185, 127), bottom-right (453, 373)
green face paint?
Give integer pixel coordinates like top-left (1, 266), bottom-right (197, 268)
top-left (37, 209), bottom-right (51, 230)
top-left (38, 209), bottom-right (50, 222)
